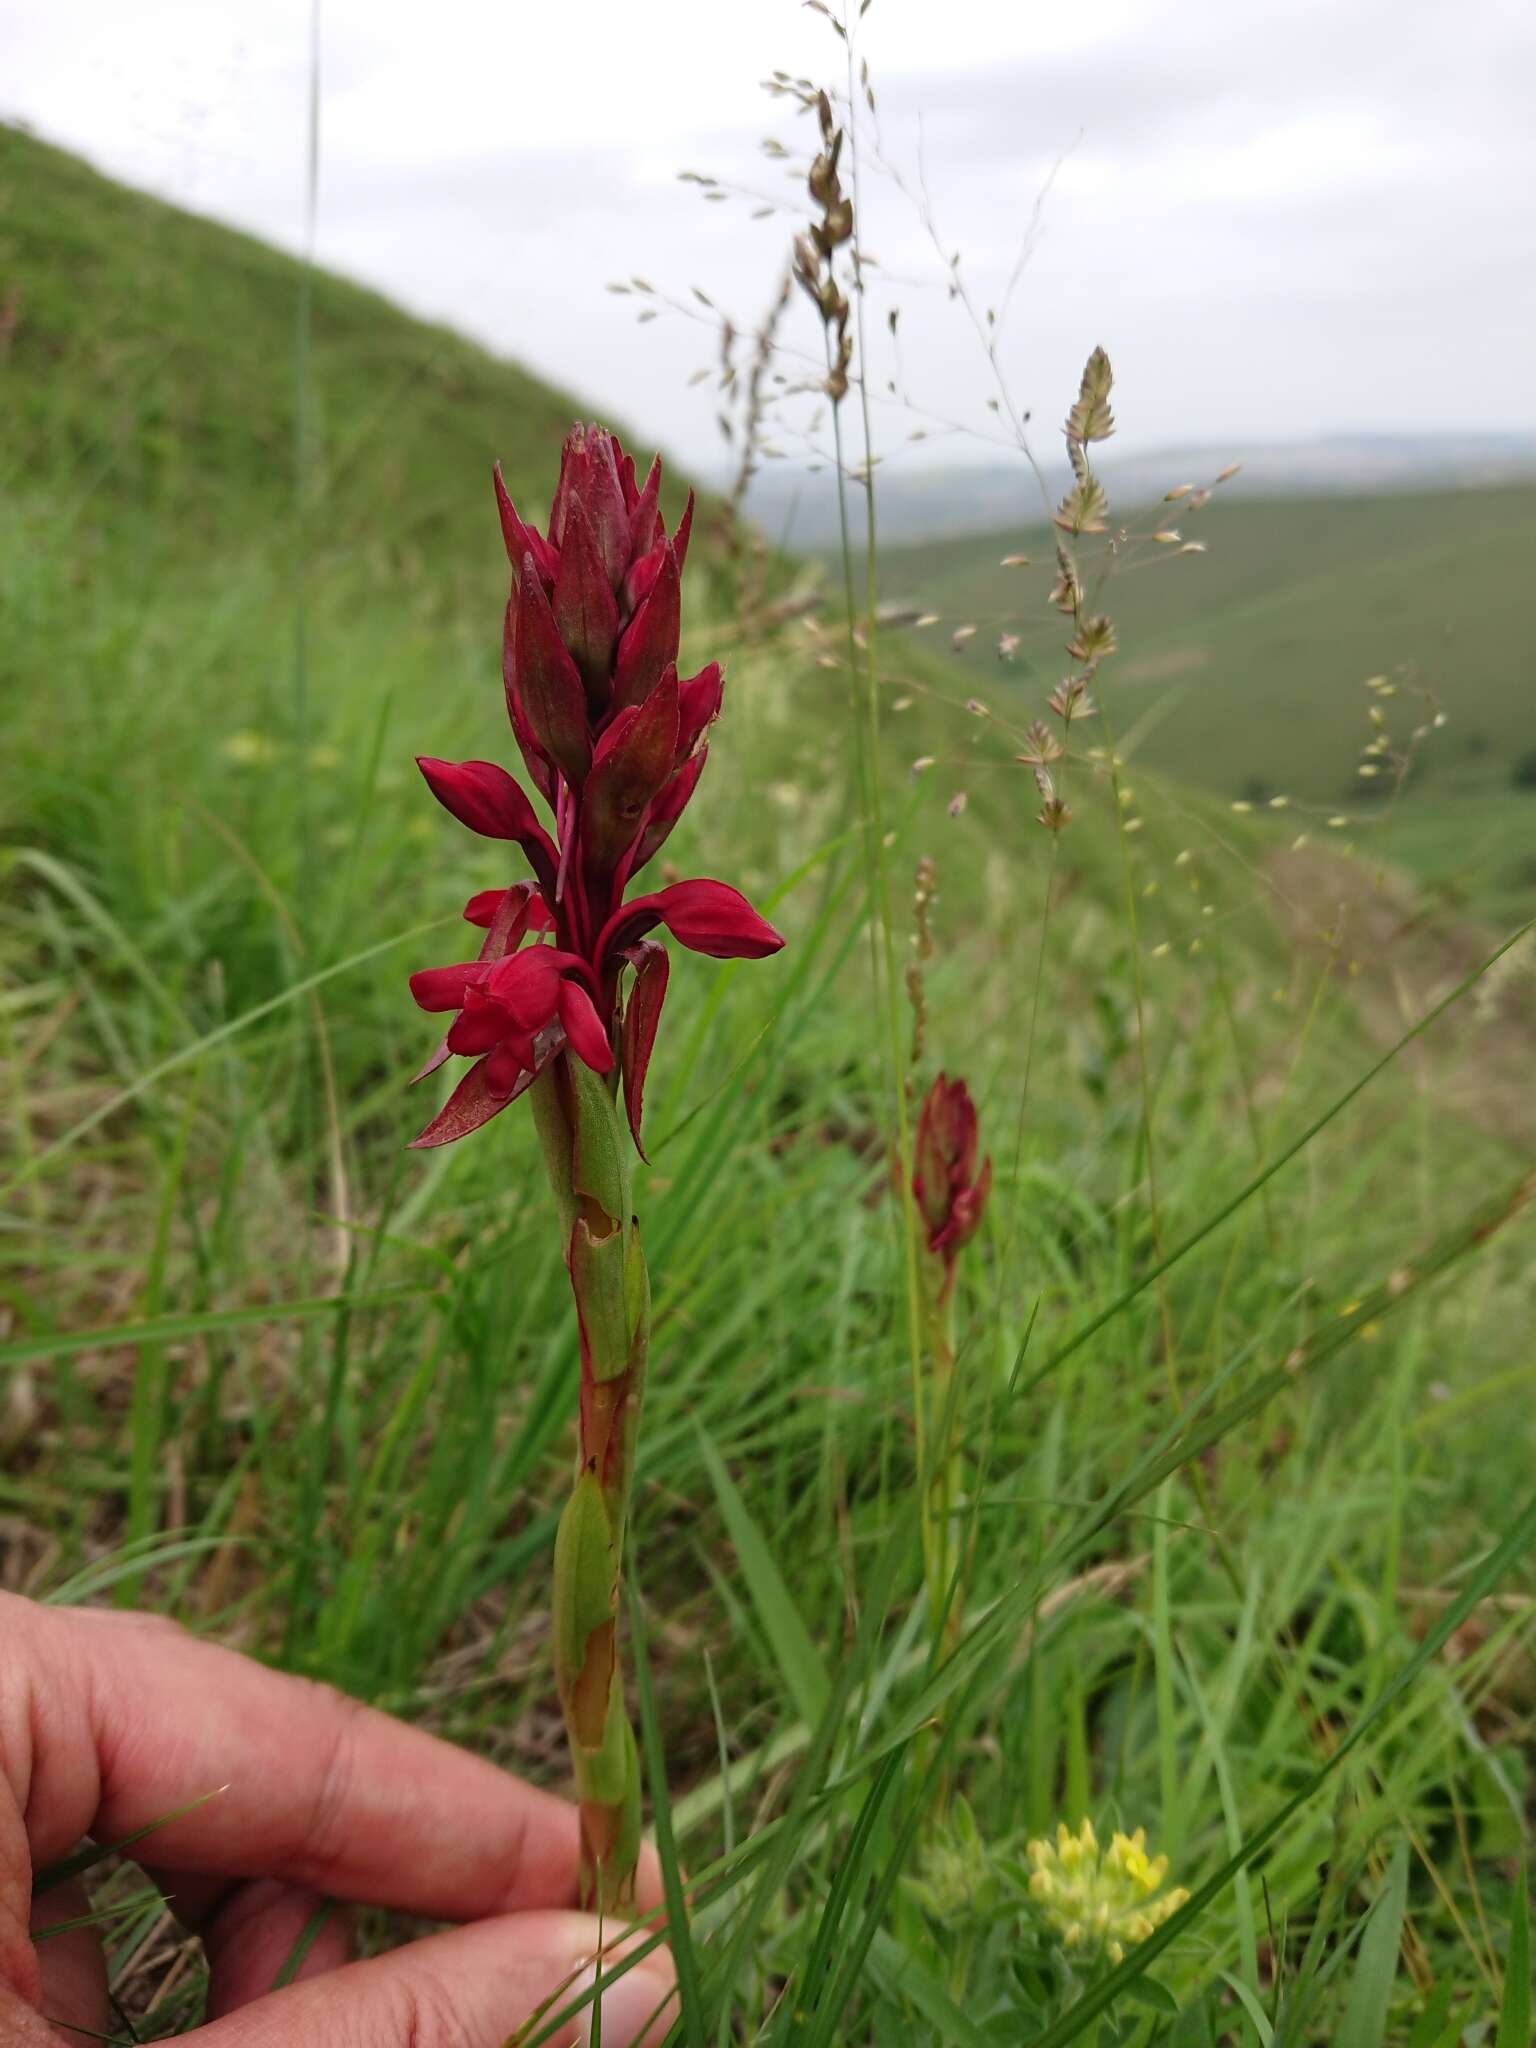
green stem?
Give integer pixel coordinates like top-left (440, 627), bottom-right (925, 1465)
top-left (918, 1249), bottom-right (964, 1823)
top-left (920, 1251), bottom-right (963, 1642)
top-left (827, 30), bottom-right (932, 1622)
top-left (533, 1054), bottom-right (649, 1911)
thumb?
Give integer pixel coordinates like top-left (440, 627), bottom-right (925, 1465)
top-left (0, 1980), bottom-right (61, 2046)
top-left (28, 1878), bottom-right (107, 2046)
top-left (190, 1909), bottom-right (676, 2048)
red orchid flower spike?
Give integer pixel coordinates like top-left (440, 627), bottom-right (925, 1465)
top-left (408, 423), bottom-right (784, 1153)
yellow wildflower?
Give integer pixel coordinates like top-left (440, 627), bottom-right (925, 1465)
top-left (1025, 1820), bottom-right (1189, 1966)
top-left (221, 729), bottom-right (279, 767)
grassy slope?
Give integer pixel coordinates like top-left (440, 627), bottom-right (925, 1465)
top-left (2, 127), bottom-right (1534, 2043)
top-left (0, 121), bottom-right (607, 554)
top-left (875, 487), bottom-right (1536, 924)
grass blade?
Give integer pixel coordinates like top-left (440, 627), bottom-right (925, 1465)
top-left (699, 1430), bottom-right (830, 1728)
top-left (1337, 1842), bottom-right (1409, 2048)
top-left (1220, 1973), bottom-right (1275, 2046)
top-left (866, 1929), bottom-right (996, 2048)
top-left (34, 1788), bottom-right (229, 1894)
top-left (1495, 1853), bottom-right (1530, 2048)
top-left (1404, 1979), bottom-right (1456, 2048)
top-left (628, 1576), bottom-right (707, 2048)
top-left (0, 1287), bottom-right (427, 1369)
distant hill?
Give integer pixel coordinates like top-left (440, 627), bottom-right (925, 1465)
top-left (745, 432), bottom-right (1536, 549)
top-left (874, 485), bottom-right (1536, 923)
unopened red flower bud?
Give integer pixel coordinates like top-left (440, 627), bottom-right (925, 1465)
top-left (913, 1072), bottom-right (991, 1268)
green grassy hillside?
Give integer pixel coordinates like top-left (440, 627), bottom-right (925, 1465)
top-left (2, 128), bottom-right (1534, 2045)
top-left (0, 121), bottom-right (611, 564)
top-left (875, 487), bottom-right (1536, 922)
top-left (0, 120), bottom-right (693, 1010)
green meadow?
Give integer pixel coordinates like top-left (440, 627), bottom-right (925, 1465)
top-left (874, 486), bottom-right (1536, 927)
top-left (2, 120), bottom-right (1534, 2043)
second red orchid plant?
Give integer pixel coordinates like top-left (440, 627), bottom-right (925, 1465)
top-left (408, 425), bottom-right (783, 1908)
top-left (912, 1072), bottom-right (991, 1636)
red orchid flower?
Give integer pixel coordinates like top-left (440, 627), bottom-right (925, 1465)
top-left (408, 424), bottom-right (784, 1151)
top-left (913, 1072), bottom-right (992, 1284)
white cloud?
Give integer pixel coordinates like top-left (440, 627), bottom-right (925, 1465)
top-left (3, 0), bottom-right (1532, 478)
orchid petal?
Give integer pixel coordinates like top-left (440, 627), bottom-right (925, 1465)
top-left (409, 1054), bottom-right (519, 1148)
top-left (416, 757), bottom-right (536, 843)
top-left (620, 940), bottom-right (669, 1157)
top-left (612, 544), bottom-right (680, 713)
top-left (953, 1155), bottom-right (993, 1248)
top-left (558, 978), bottom-right (615, 1074)
top-left (413, 889), bottom-right (536, 1076)
top-left (627, 454), bottom-right (664, 561)
top-left (445, 990), bottom-right (516, 1056)
top-left (628, 748), bottom-right (706, 879)
top-left (550, 423), bottom-right (628, 582)
top-left (493, 464), bottom-right (556, 585)
top-left (464, 879), bottom-right (546, 949)
top-left (410, 1038), bottom-right (455, 1085)
top-left (514, 557), bottom-right (593, 786)
top-left (409, 961), bottom-right (491, 1013)
top-left (623, 541), bottom-right (665, 616)
top-left (597, 877), bottom-right (785, 963)
top-left (485, 1034), bottom-right (536, 1087)
top-left (483, 948), bottom-right (561, 1031)
top-left (502, 596), bottom-right (556, 806)
top-left (676, 662), bottom-right (723, 763)
top-left (615, 441), bottom-right (639, 513)
top-left (582, 665), bottom-right (679, 878)
top-left (416, 757), bottom-right (559, 897)
top-left (463, 889), bottom-right (507, 928)
top-left (672, 490), bottom-right (695, 574)
top-left (553, 497), bottom-right (620, 709)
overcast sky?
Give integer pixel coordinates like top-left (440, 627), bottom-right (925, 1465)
top-left (5, 0), bottom-right (1534, 482)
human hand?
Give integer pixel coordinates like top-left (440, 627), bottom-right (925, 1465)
top-left (0, 1595), bottom-right (675, 2045)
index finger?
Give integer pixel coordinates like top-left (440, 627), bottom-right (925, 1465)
top-left (13, 1599), bottom-right (662, 1922)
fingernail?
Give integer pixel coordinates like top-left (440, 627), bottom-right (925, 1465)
top-left (576, 1960), bottom-right (673, 2046)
